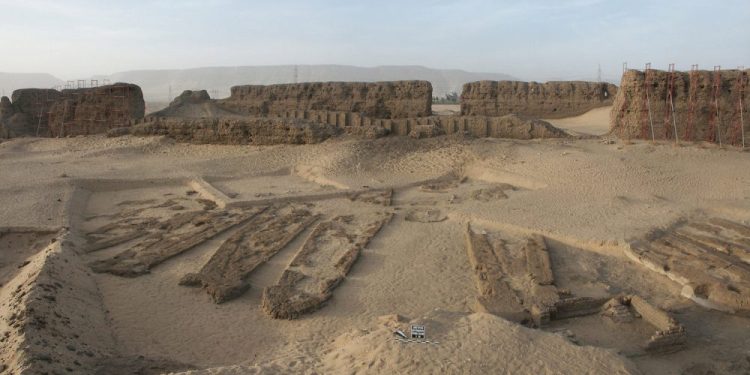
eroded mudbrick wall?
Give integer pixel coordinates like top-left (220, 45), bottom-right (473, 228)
top-left (6, 84), bottom-right (145, 137)
top-left (131, 109), bottom-right (569, 143)
top-left (8, 89), bottom-right (63, 136)
top-left (609, 69), bottom-right (749, 145)
top-left (460, 81), bottom-right (618, 118)
top-left (47, 84), bottom-right (145, 137)
top-left (217, 81), bottom-right (433, 119)
top-left (129, 117), bottom-right (340, 145)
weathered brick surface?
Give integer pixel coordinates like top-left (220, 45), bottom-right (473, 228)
top-left (48, 84), bottom-right (145, 137)
top-left (218, 81), bottom-right (432, 119)
top-left (461, 80), bottom-right (617, 118)
top-left (610, 69), bottom-right (749, 145)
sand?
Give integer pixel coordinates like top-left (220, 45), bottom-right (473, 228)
top-left (431, 104), bottom-right (460, 116)
top-left (1, 128), bottom-right (750, 374)
top-left (544, 106), bottom-right (612, 136)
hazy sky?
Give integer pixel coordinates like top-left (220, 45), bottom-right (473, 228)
top-left (1, 0), bottom-right (748, 81)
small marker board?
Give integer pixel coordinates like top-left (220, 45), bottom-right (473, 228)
top-left (410, 325), bottom-right (426, 339)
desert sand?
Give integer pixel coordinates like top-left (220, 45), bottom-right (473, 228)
top-left (1, 116), bottom-right (750, 374)
top-left (544, 106), bottom-right (613, 136)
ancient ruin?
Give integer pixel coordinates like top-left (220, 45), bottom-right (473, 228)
top-left (217, 81), bottom-right (433, 118)
top-left (626, 216), bottom-right (750, 314)
top-left (465, 225), bottom-right (687, 353)
top-left (460, 80), bottom-right (617, 118)
top-left (4, 77), bottom-right (589, 143)
top-left (1, 84), bottom-right (145, 137)
top-left (262, 213), bottom-right (393, 319)
top-left (89, 208), bottom-right (261, 277)
top-left (128, 117), bottom-right (342, 145)
top-left (180, 205), bottom-right (319, 303)
top-left (610, 68), bottom-right (749, 145)
top-left (47, 84), bottom-right (145, 137)
top-left (123, 109), bottom-right (569, 144)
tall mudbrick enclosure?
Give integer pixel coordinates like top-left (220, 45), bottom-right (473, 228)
top-left (217, 81), bottom-right (432, 118)
top-left (127, 77), bottom-right (574, 144)
top-left (2, 84), bottom-right (145, 137)
top-left (460, 81), bottom-right (617, 118)
top-left (47, 84), bottom-right (145, 137)
top-left (610, 69), bottom-right (749, 146)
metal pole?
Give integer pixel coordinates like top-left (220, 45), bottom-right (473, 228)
top-left (741, 69), bottom-right (746, 149)
top-left (714, 66), bottom-right (722, 147)
top-left (645, 63), bottom-right (655, 141)
top-left (36, 107), bottom-right (43, 137)
top-left (668, 64), bottom-right (678, 144)
top-left (741, 97), bottom-right (746, 149)
top-left (671, 96), bottom-right (679, 144)
top-left (647, 88), bottom-right (655, 141)
top-left (716, 95), bottom-right (722, 147)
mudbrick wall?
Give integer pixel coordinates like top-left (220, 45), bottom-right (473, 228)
top-left (47, 84), bottom-right (145, 137)
top-left (460, 81), bottom-right (617, 118)
top-left (264, 110), bottom-right (569, 139)
top-left (128, 117), bottom-right (341, 145)
top-left (610, 69), bottom-right (749, 146)
top-left (128, 109), bottom-right (569, 143)
top-left (7, 89), bottom-right (62, 136)
top-left (5, 84), bottom-right (145, 137)
top-left (0, 96), bottom-right (14, 137)
top-left (217, 81), bottom-right (433, 119)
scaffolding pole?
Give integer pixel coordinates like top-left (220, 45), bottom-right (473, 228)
top-left (711, 66), bottom-right (723, 146)
top-left (641, 63), bottom-right (655, 141)
top-left (666, 63), bottom-right (679, 144)
top-left (685, 64), bottom-right (699, 142)
top-left (736, 67), bottom-right (746, 149)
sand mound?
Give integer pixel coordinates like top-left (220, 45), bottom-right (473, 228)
top-left (321, 311), bottom-right (639, 374)
top-left (543, 106), bottom-right (612, 136)
top-left (0, 232), bottom-right (191, 374)
top-left (149, 90), bottom-right (242, 118)
top-left (173, 311), bottom-right (639, 374)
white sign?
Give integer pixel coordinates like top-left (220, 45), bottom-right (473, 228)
top-left (410, 325), bottom-right (426, 339)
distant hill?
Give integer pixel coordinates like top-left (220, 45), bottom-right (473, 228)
top-left (0, 73), bottom-right (64, 98)
top-left (93, 65), bottom-right (516, 102)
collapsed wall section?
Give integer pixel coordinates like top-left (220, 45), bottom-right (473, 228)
top-left (460, 80), bottom-right (617, 118)
top-left (128, 117), bottom-right (341, 145)
top-left (610, 69), bottom-right (749, 145)
top-left (217, 81), bottom-right (432, 119)
top-left (262, 110), bottom-right (570, 139)
top-left (128, 110), bottom-right (569, 143)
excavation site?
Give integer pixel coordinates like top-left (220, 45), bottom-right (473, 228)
top-left (1, 68), bottom-right (748, 375)
top-left (1, 2), bottom-right (749, 374)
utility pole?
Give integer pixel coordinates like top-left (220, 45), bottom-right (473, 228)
top-left (597, 63), bottom-right (602, 83)
top-left (293, 65), bottom-right (299, 84)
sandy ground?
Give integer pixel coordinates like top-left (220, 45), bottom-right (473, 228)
top-left (430, 104), bottom-right (613, 136)
top-left (1, 129), bottom-right (750, 374)
top-left (544, 106), bottom-right (612, 136)
top-left (431, 104), bottom-right (460, 116)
